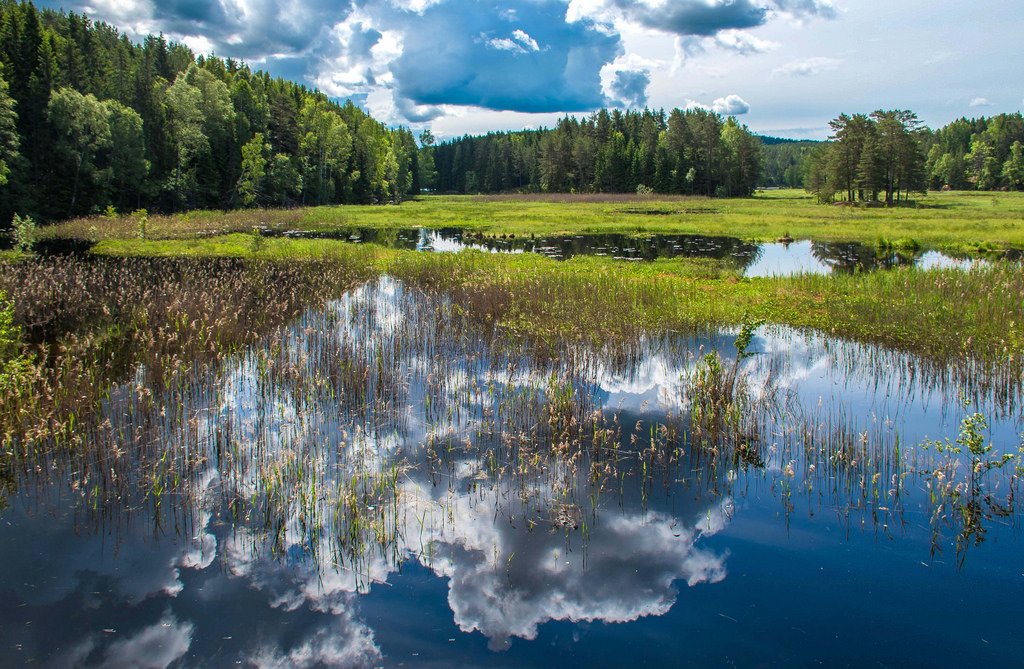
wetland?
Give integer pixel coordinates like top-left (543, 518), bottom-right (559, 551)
top-left (1, 192), bottom-right (1023, 667)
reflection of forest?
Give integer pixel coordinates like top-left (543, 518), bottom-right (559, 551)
top-left (268, 228), bottom-right (1016, 276)
top-left (810, 240), bottom-right (920, 272)
top-left (420, 230), bottom-right (762, 268)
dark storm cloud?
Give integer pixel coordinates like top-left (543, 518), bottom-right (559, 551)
top-left (604, 0), bottom-right (837, 37)
top-left (611, 0), bottom-right (767, 37)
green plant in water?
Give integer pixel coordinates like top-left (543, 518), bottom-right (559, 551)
top-left (922, 399), bottom-right (1018, 566)
top-left (0, 290), bottom-right (32, 396)
top-left (735, 314), bottom-right (764, 361)
top-left (689, 351), bottom-right (744, 447)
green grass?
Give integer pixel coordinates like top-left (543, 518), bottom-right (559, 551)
top-left (88, 235), bottom-right (1023, 374)
top-left (47, 189), bottom-right (1024, 254)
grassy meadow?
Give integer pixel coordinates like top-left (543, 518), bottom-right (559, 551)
top-left (42, 189), bottom-right (1024, 254)
top-left (54, 231), bottom-right (1016, 377)
top-left (6, 189), bottom-right (1017, 376)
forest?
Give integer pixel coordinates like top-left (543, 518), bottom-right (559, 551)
top-left (803, 110), bottom-right (1024, 204)
top-left (431, 108), bottom-right (763, 197)
top-left (0, 0), bottom-right (426, 224)
top-left (758, 138), bottom-right (818, 188)
top-left (2, 1), bottom-right (1023, 228)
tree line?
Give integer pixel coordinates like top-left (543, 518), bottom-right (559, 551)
top-left (804, 110), bottom-right (928, 205)
top-left (0, 1), bottom-right (429, 226)
top-left (758, 138), bottom-right (818, 188)
top-left (431, 108), bottom-right (763, 197)
top-left (804, 109), bottom-right (1024, 204)
top-left (925, 113), bottom-right (1024, 191)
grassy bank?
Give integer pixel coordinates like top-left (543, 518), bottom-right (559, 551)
top-left (42, 189), bottom-right (1024, 255)
top-left (86, 235), bottom-right (1023, 375)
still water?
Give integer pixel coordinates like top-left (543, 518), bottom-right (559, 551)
top-left (272, 228), bottom-right (996, 277)
top-left (1, 278), bottom-right (1021, 667)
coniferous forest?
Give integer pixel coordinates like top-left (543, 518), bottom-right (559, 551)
top-left (0, 1), bottom-right (425, 225)
top-left (0, 1), bottom-right (769, 228)
top-left (803, 110), bottom-right (1024, 204)
top-left (2, 1), bottom-right (1023, 229)
top-left (430, 109), bottom-right (763, 197)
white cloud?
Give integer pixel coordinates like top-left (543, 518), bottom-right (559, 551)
top-left (713, 29), bottom-right (779, 55)
top-left (388, 0), bottom-right (444, 13)
top-left (180, 34), bottom-right (216, 55)
top-left (713, 94), bottom-right (752, 115)
top-left (672, 30), bottom-right (778, 66)
top-left (512, 29), bottom-right (540, 51)
top-left (969, 97), bottom-right (993, 108)
top-left (772, 56), bottom-right (842, 78)
top-left (36, 0), bottom-right (1024, 132)
top-left (99, 614), bottom-right (194, 669)
top-left (487, 29), bottom-right (541, 53)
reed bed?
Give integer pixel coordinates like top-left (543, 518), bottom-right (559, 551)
top-left (0, 260), bottom-right (1017, 580)
top-left (0, 255), bottom-right (374, 462)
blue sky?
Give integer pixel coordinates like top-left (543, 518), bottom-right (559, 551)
top-left (46, 0), bottom-right (1024, 138)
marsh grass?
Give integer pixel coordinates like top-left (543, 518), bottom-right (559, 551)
top-left (0, 250), bottom-right (1020, 575)
top-left (40, 189), bottom-right (1024, 253)
top-left (0, 255), bottom-right (373, 464)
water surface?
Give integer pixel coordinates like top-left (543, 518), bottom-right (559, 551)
top-left (1, 278), bottom-right (1021, 667)
top-left (274, 228), bottom-right (996, 277)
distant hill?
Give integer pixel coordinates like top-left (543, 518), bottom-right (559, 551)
top-left (757, 136), bottom-right (823, 146)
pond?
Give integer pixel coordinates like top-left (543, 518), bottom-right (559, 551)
top-left (1, 276), bottom-right (1022, 667)
top-left (270, 228), bottom-right (1000, 277)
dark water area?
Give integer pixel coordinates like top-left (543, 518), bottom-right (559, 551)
top-left (17, 226), bottom-right (1019, 277)
top-left (270, 227), bottom-right (1002, 276)
top-left (1, 278), bottom-right (1022, 667)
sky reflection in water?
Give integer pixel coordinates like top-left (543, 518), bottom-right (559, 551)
top-left (0, 277), bottom-right (1021, 667)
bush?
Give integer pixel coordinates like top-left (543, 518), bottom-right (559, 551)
top-left (11, 214), bottom-right (35, 252)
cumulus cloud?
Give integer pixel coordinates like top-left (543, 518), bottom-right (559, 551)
top-left (969, 97), bottom-right (993, 108)
top-left (685, 94), bottom-right (750, 116)
top-left (487, 29), bottom-right (542, 53)
top-left (608, 69), bottom-right (652, 107)
top-left (39, 0), bottom-right (833, 124)
top-left (712, 93), bottom-right (751, 114)
top-left (388, 0), bottom-right (622, 113)
top-left (772, 56), bottom-right (842, 77)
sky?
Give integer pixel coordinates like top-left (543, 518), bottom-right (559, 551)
top-left (45, 0), bottom-right (1024, 139)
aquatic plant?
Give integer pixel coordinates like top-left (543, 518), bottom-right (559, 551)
top-left (921, 403), bottom-right (1021, 565)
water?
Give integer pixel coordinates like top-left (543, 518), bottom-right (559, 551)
top-left (271, 228), bottom-right (999, 277)
top-left (1, 278), bottom-right (1022, 667)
